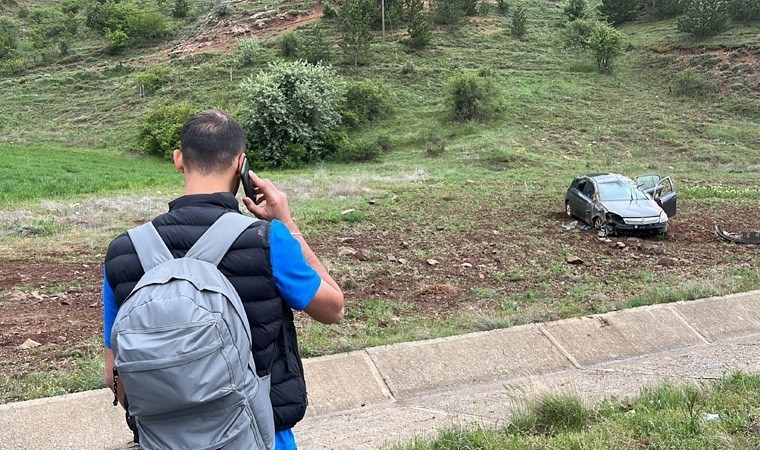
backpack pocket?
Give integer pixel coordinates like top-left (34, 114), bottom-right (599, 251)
top-left (137, 397), bottom-right (267, 450)
top-left (115, 320), bottom-right (234, 416)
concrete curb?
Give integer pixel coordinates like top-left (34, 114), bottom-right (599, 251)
top-left (1, 291), bottom-right (759, 450)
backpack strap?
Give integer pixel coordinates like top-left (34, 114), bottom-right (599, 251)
top-left (127, 222), bottom-right (174, 273)
top-left (186, 212), bottom-right (257, 265)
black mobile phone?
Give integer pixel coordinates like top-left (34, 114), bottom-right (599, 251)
top-left (240, 156), bottom-right (256, 199)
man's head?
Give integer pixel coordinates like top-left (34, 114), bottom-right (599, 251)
top-left (178, 109), bottom-right (246, 175)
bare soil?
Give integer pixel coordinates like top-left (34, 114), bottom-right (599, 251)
top-left (1, 195), bottom-right (758, 402)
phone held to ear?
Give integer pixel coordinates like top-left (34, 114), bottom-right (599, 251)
top-left (240, 156), bottom-right (256, 199)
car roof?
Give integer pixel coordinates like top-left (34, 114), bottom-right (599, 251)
top-left (578, 173), bottom-right (632, 184)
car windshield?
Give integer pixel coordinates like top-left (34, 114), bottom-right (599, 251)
top-left (598, 181), bottom-right (648, 201)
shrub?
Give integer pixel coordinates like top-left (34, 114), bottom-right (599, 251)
top-left (135, 65), bottom-right (173, 94)
top-left (647, 0), bottom-right (687, 18)
top-left (729, 0), bottom-right (760, 21)
top-left (587, 20), bottom-right (624, 72)
top-left (106, 29), bottom-right (129, 54)
top-left (672, 68), bottom-right (718, 96)
top-left (510, 3), bottom-right (527, 38)
top-left (137, 103), bottom-right (197, 159)
top-left (239, 61), bottom-right (347, 168)
top-left (323, 2), bottom-right (338, 19)
top-left (280, 31), bottom-right (300, 58)
top-left (329, 137), bottom-right (383, 163)
top-left (126, 10), bottom-right (170, 43)
top-left (562, 18), bottom-right (596, 49)
top-left (341, 80), bottom-right (392, 129)
top-left (496, 0), bottom-right (510, 15)
top-left (0, 56), bottom-right (27, 75)
top-left (598, 0), bottom-right (641, 24)
top-left (430, 0), bottom-right (466, 27)
top-left (0, 17), bottom-right (18, 60)
top-left (677, 0), bottom-right (731, 38)
top-left (303, 25), bottom-right (333, 65)
top-left (446, 70), bottom-right (500, 122)
top-left (236, 37), bottom-right (261, 67)
top-left (463, 0), bottom-right (479, 16)
top-left (425, 129), bottom-right (446, 156)
top-left (563, 0), bottom-right (589, 21)
top-left (172, 0), bottom-right (190, 18)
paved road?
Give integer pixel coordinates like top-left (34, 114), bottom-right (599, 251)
top-left (1, 291), bottom-right (759, 449)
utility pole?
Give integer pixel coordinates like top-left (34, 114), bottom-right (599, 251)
top-left (381, 0), bottom-right (385, 36)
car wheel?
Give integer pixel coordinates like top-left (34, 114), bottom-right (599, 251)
top-left (565, 201), bottom-right (573, 218)
top-left (592, 216), bottom-right (604, 230)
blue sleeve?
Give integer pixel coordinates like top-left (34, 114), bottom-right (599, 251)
top-left (275, 429), bottom-right (296, 450)
top-left (102, 267), bottom-right (118, 349)
top-left (269, 220), bottom-right (321, 311)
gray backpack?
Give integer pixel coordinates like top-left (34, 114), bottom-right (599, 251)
top-left (111, 212), bottom-right (275, 450)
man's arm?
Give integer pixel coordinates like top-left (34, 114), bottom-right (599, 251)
top-left (243, 171), bottom-right (344, 324)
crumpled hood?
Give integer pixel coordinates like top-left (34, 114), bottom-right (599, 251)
top-left (600, 199), bottom-right (663, 218)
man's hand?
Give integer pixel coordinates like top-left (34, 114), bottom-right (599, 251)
top-left (242, 171), bottom-right (294, 226)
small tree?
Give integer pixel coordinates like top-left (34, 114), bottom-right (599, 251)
top-left (510, 4), bottom-right (528, 38)
top-left (463, 0), bottom-right (479, 16)
top-left (496, 0), bottom-right (510, 15)
top-left (280, 31), bottom-right (300, 58)
top-left (430, 0), bottom-right (466, 28)
top-left (646, 0), bottom-right (687, 19)
top-left (239, 61), bottom-right (347, 167)
top-left (172, 0), bottom-right (190, 18)
top-left (303, 24), bottom-right (333, 65)
top-left (587, 21), bottom-right (623, 72)
top-left (0, 17), bottom-right (18, 60)
top-left (446, 70), bottom-right (500, 122)
top-left (677, 0), bottom-right (731, 38)
top-left (598, 0), bottom-right (641, 24)
top-left (406, 0), bottom-right (431, 48)
top-left (236, 37), bottom-right (261, 67)
top-left (138, 103), bottom-right (197, 160)
top-left (563, 0), bottom-right (588, 20)
top-left (339, 0), bottom-right (375, 66)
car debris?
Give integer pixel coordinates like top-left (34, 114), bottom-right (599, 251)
top-left (715, 225), bottom-right (760, 244)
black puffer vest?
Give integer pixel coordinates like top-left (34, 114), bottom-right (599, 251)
top-left (104, 193), bottom-right (308, 430)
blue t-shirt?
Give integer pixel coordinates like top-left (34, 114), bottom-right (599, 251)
top-left (102, 219), bottom-right (319, 450)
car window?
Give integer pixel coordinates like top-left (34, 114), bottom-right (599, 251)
top-left (598, 181), bottom-right (648, 201)
top-left (635, 174), bottom-right (661, 190)
top-left (582, 181), bottom-right (595, 198)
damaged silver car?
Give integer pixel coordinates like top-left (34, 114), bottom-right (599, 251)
top-left (564, 173), bottom-right (676, 236)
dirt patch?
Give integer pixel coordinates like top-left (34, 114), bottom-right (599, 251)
top-left (1, 195), bottom-right (758, 401)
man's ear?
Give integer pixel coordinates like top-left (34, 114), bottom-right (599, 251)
top-left (236, 152), bottom-right (246, 171)
top-left (173, 149), bottom-right (185, 173)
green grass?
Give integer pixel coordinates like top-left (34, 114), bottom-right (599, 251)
top-left (0, 337), bottom-right (104, 403)
top-left (390, 372), bottom-right (760, 449)
top-left (0, 145), bottom-right (179, 207)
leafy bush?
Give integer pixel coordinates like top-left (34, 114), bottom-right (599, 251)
top-left (562, 18), bottom-right (596, 49)
top-left (341, 80), bottom-right (392, 129)
top-left (0, 56), bottom-right (27, 75)
top-left (137, 103), bottom-right (197, 159)
top-left (322, 2), bottom-right (338, 19)
top-left (106, 29), bottom-right (129, 54)
top-left (729, 0), bottom-right (760, 21)
top-left (425, 129), bottom-right (446, 156)
top-left (672, 68), bottom-right (718, 96)
top-left (463, 0), bottom-right (479, 16)
top-left (598, 0), bottom-right (641, 24)
top-left (280, 31), bottom-right (300, 58)
top-left (677, 0), bottom-right (731, 38)
top-left (236, 37), bottom-right (261, 67)
top-left (563, 0), bottom-right (588, 21)
top-left (303, 25), bottom-right (333, 65)
top-left (126, 10), bottom-right (171, 43)
top-left (646, 0), bottom-right (687, 18)
top-left (496, 0), bottom-right (510, 15)
top-left (446, 70), bottom-right (500, 122)
top-left (135, 65), bottom-right (173, 93)
top-left (172, 0), bottom-right (190, 18)
top-left (0, 17), bottom-right (18, 60)
top-left (430, 0), bottom-right (466, 27)
top-left (587, 20), bottom-right (623, 72)
top-left (239, 61), bottom-right (347, 168)
top-left (329, 137), bottom-right (384, 163)
top-left (510, 3), bottom-right (528, 38)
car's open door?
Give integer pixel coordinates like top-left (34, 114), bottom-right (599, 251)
top-left (636, 174), bottom-right (677, 218)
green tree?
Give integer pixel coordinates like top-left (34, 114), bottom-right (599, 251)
top-left (339, 0), bottom-right (375, 66)
top-left (239, 61), bottom-right (347, 167)
top-left (563, 0), bottom-right (589, 20)
top-left (587, 21), bottom-right (623, 72)
top-left (0, 17), bottom-right (18, 60)
top-left (303, 24), bottom-right (333, 65)
top-left (677, 0), bottom-right (731, 38)
top-left (728, 0), bottom-right (760, 21)
top-left (172, 0), bottom-right (190, 18)
top-left (236, 37), bottom-right (261, 67)
top-left (138, 103), bottom-right (197, 160)
top-left (405, 0), bottom-right (431, 48)
top-left (510, 3), bottom-right (528, 38)
top-left (645, 0), bottom-right (687, 19)
top-left (430, 0), bottom-right (466, 28)
top-left (598, 0), bottom-right (641, 24)
top-left (280, 31), bottom-right (300, 58)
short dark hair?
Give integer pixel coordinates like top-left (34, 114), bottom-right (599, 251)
top-left (180, 109), bottom-right (246, 174)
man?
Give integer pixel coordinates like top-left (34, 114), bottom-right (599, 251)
top-left (102, 109), bottom-right (345, 449)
